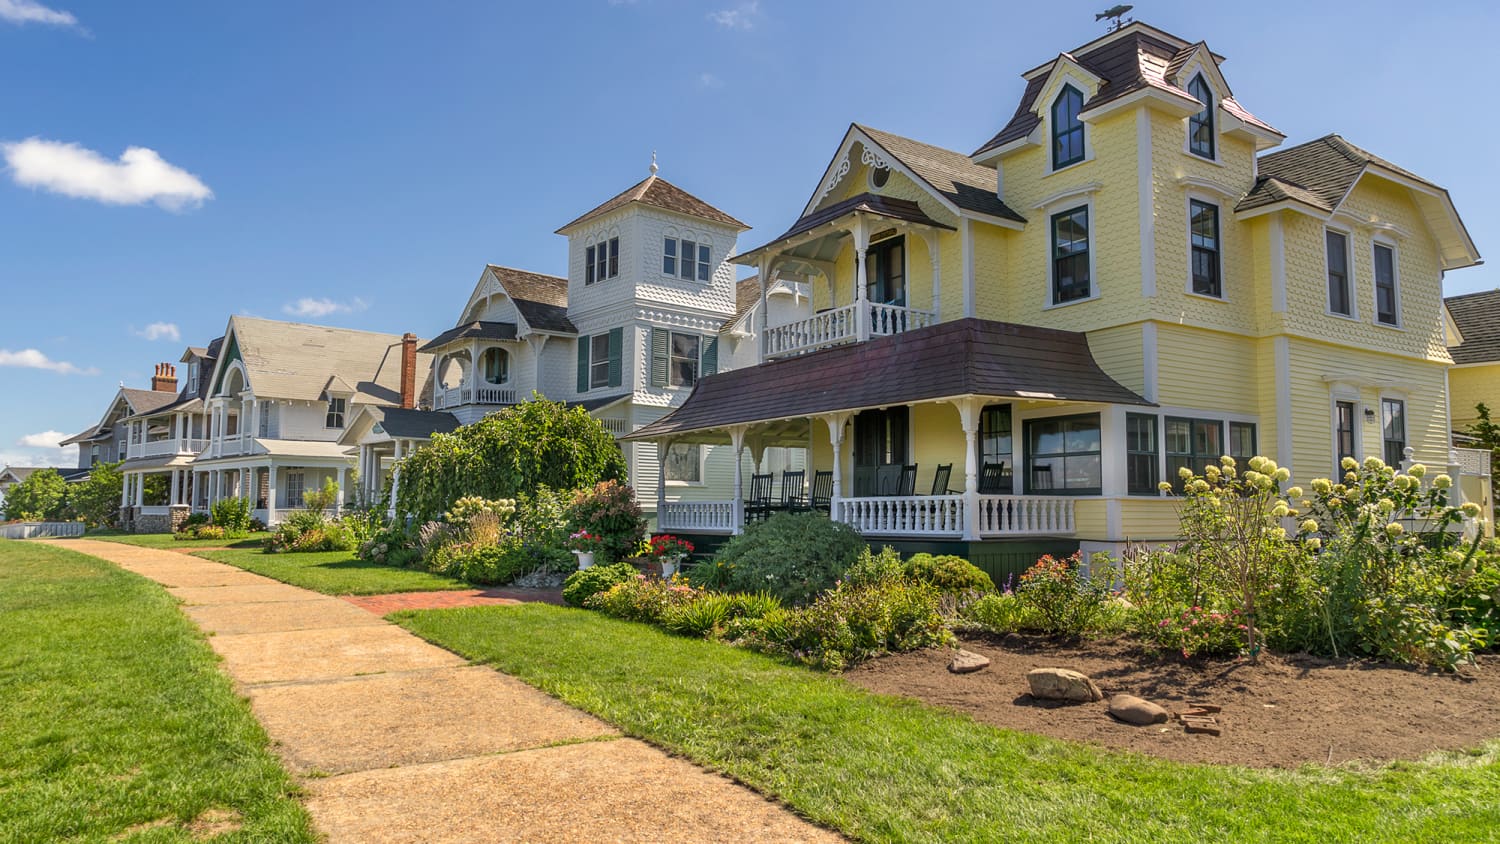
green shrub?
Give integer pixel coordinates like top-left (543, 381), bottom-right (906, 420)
top-left (1016, 553), bottom-right (1113, 637)
top-left (1151, 606), bottom-right (1248, 659)
top-left (662, 593), bottom-right (737, 638)
top-left (450, 537), bottom-right (531, 585)
top-left (744, 579), bottom-right (951, 671)
top-left (178, 512), bottom-right (211, 531)
top-left (71, 462), bottom-right (123, 528)
top-left (1, 467), bottom-right (69, 521)
top-left (267, 513), bottom-right (357, 553)
top-left (844, 546), bottom-right (905, 587)
top-left (211, 497), bottom-right (252, 534)
top-left (960, 592), bottom-right (1036, 635)
top-left (1449, 554), bottom-right (1500, 648)
top-left (562, 562), bottom-right (639, 608)
top-left (566, 480), bottom-right (645, 563)
top-left (903, 553), bottom-right (995, 594)
top-left (704, 512), bottom-right (866, 606)
top-left (359, 521), bottom-right (420, 566)
top-left (587, 576), bottom-right (694, 623)
top-left (445, 496), bottom-right (517, 525)
top-left (175, 524), bottom-right (226, 542)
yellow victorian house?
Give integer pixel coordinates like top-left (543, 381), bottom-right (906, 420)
top-left (633, 21), bottom-right (1486, 577)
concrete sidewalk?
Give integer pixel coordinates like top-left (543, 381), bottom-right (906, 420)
top-left (53, 540), bottom-right (841, 843)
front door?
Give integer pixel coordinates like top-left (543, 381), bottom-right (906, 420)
top-left (852, 407), bottom-right (908, 496)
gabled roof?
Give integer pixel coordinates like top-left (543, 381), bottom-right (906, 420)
top-left (419, 321), bottom-right (520, 352)
top-left (971, 23), bottom-right (1278, 160)
top-left (724, 277), bottom-right (762, 335)
top-left (212, 316), bottom-right (434, 405)
top-left (1446, 289), bottom-right (1500, 365)
top-left (629, 318), bottom-right (1150, 442)
top-left (486, 266), bottom-right (577, 334)
top-left (556, 174), bottom-right (747, 233)
top-left (121, 388), bottom-right (179, 416)
top-left (0, 467), bottom-right (42, 483)
top-left (1239, 135), bottom-right (1480, 269)
top-left (853, 126), bottom-right (1025, 223)
top-left (338, 406), bottom-right (462, 445)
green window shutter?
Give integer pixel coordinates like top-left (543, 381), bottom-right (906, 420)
top-left (576, 334), bottom-right (590, 393)
top-left (650, 328), bottom-right (669, 388)
top-left (702, 336), bottom-right (719, 376)
top-left (607, 327), bottom-right (623, 388)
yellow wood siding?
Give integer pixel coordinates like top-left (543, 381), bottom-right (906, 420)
top-left (1084, 323), bottom-right (1146, 396)
top-left (1118, 498), bottom-right (1181, 541)
top-left (1449, 364), bottom-right (1500, 430)
top-left (1154, 322), bottom-right (1260, 415)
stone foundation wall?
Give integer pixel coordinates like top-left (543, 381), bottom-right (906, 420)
top-left (169, 505), bottom-right (191, 532)
top-left (133, 513), bottom-right (173, 534)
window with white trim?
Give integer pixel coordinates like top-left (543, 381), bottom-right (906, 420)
top-left (1326, 229), bottom-right (1352, 316)
top-left (589, 332), bottom-right (611, 389)
top-left (1373, 243), bottom-right (1399, 326)
top-left (585, 236), bottom-right (619, 285)
top-left (187, 362), bottom-right (199, 394)
top-left (1381, 398), bottom-right (1406, 466)
top-left (325, 397), bottom-right (346, 429)
top-left (1187, 74), bottom-right (1215, 159)
top-left (664, 443), bottom-right (702, 483)
top-left (1166, 416), bottom-right (1222, 489)
top-left (286, 472), bottom-right (305, 508)
top-left (1051, 84), bottom-right (1085, 170)
top-left (662, 237), bottom-right (710, 281)
top-left (1051, 206), bottom-right (1091, 304)
top-left (1189, 199), bottom-right (1221, 297)
top-left (1335, 400), bottom-right (1357, 472)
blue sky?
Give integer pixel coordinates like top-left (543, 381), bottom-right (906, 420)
top-left (1, 0), bottom-right (1496, 468)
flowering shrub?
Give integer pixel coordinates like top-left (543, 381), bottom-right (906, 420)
top-left (902, 553), bottom-right (996, 595)
top-left (1016, 553), bottom-right (1114, 637)
top-left (210, 497), bottom-right (252, 535)
top-left (175, 524), bottom-right (227, 542)
top-left (1152, 606), bottom-right (1247, 659)
top-left (698, 512), bottom-right (865, 606)
top-left (587, 575), bottom-right (700, 623)
top-left (567, 480), bottom-right (645, 563)
top-left (444, 495), bottom-right (517, 525)
top-left (358, 521), bottom-right (421, 567)
top-left (959, 591), bottom-right (1041, 635)
top-left (648, 534), bottom-right (695, 559)
top-left (562, 562), bottom-right (639, 607)
top-left (567, 531), bottom-right (602, 553)
top-left (745, 578), bottom-right (951, 671)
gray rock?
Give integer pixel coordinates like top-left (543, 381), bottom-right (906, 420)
top-left (1108, 694), bottom-right (1170, 725)
top-left (949, 649), bottom-right (991, 674)
top-left (1025, 667), bottom-right (1103, 702)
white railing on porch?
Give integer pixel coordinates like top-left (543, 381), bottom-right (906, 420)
top-left (659, 501), bottom-right (736, 534)
top-left (128, 437), bottom-right (209, 459)
top-left (835, 495), bottom-right (965, 536)
top-left (975, 495), bottom-right (1075, 536)
top-left (475, 385), bottom-right (516, 405)
top-left (1457, 447), bottom-right (1492, 478)
top-left (434, 384), bottom-right (517, 409)
top-left (600, 418), bottom-right (630, 436)
top-left (869, 303), bottom-right (936, 337)
top-left (764, 303), bottom-right (857, 358)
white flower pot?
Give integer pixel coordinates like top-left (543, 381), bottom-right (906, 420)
top-left (572, 550), bottom-right (595, 570)
top-left (660, 554), bottom-right (684, 579)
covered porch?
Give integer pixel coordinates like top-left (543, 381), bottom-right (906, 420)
top-left (631, 318), bottom-right (1154, 542)
top-left (191, 444), bottom-right (354, 526)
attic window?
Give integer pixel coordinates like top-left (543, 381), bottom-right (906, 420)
top-left (1187, 74), bottom-right (1215, 159)
top-left (325, 397), bottom-right (346, 429)
top-left (1051, 84), bottom-right (1085, 170)
top-left (869, 166), bottom-right (890, 189)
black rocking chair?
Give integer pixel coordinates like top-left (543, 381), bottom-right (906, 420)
top-left (931, 463), bottom-right (960, 495)
top-left (809, 470), bottom-right (833, 511)
top-left (744, 473), bottom-right (774, 523)
top-left (979, 461), bottom-right (1009, 494)
top-left (780, 469), bottom-right (807, 512)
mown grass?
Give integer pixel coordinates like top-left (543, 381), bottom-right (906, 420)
top-left (195, 548), bottom-right (469, 595)
top-left (396, 603), bottom-right (1500, 844)
top-left (0, 540), bottom-right (315, 842)
top-left (84, 528), bottom-right (272, 549)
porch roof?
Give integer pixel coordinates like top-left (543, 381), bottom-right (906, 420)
top-left (418, 320), bottom-right (519, 352)
top-left (735, 192), bottom-right (952, 265)
top-left (628, 318), bottom-right (1152, 442)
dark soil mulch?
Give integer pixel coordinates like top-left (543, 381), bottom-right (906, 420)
top-left (846, 633), bottom-right (1500, 768)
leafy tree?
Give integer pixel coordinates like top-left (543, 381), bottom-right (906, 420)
top-left (2, 468), bottom-right (69, 521)
top-left (396, 394), bottom-right (627, 522)
top-left (1465, 403), bottom-right (1500, 518)
top-left (71, 461), bottom-right (124, 529)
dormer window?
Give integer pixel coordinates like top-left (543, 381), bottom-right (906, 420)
top-left (325, 397), bottom-right (346, 429)
top-left (186, 362), bottom-right (199, 394)
top-left (585, 237), bottom-right (619, 285)
top-left (1187, 74), bottom-right (1215, 159)
top-left (1051, 84), bottom-right (1085, 170)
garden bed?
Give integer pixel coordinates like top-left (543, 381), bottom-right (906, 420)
top-left (849, 633), bottom-right (1500, 768)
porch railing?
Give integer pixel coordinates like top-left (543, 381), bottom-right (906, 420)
top-left (869, 303), bottom-right (936, 337)
top-left (600, 418), bottom-right (630, 436)
top-left (658, 501), bottom-right (736, 534)
top-left (1457, 447), bottom-right (1492, 478)
top-left (975, 495), bottom-right (1075, 536)
top-left (434, 384), bottom-right (517, 409)
top-left (475, 385), bottom-right (516, 405)
top-left (128, 437), bottom-right (209, 459)
top-left (835, 495), bottom-right (965, 536)
top-left (764, 303), bottom-right (857, 358)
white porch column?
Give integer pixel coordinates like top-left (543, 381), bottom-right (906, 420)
top-left (120, 471), bottom-right (130, 508)
top-left (757, 256), bottom-right (771, 363)
top-left (135, 472), bottom-right (145, 507)
top-left (853, 217), bottom-right (870, 341)
top-left (389, 439), bottom-right (405, 517)
top-left (655, 439), bottom-right (671, 530)
top-left (821, 413), bottom-right (850, 517)
top-left (729, 427), bottom-right (748, 535)
top-left (336, 465), bottom-right (348, 514)
top-left (954, 398), bottom-right (982, 542)
top-left (169, 469), bottom-right (180, 506)
top-left (267, 464), bottom-right (278, 525)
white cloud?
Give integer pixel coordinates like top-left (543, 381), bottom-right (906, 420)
top-left (134, 321), bottom-right (181, 342)
top-left (283, 297), bottom-right (369, 319)
top-left (2, 138), bottom-right (213, 211)
top-left (698, 72), bottom-right (724, 89)
top-left (18, 430), bottom-right (66, 449)
top-left (708, 1), bottom-right (758, 30)
top-left (0, 348), bottom-right (97, 375)
top-left (0, 0), bottom-right (76, 27)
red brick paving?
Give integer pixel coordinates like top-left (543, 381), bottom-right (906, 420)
top-left (344, 587), bottom-right (565, 615)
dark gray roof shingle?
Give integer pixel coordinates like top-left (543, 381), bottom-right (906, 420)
top-left (1239, 134), bottom-right (1438, 213)
top-left (418, 321), bottom-right (519, 352)
top-left (1447, 289), bottom-right (1500, 365)
top-left (487, 266), bottom-right (578, 334)
top-left (857, 126), bottom-right (1025, 223)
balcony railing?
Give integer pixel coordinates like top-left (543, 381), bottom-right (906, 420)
top-left (433, 384), bottom-right (518, 410)
top-left (763, 303), bottom-right (936, 359)
top-left (1457, 447), bottom-right (1492, 478)
top-left (127, 438), bottom-right (209, 460)
top-left (658, 501), bottom-right (736, 534)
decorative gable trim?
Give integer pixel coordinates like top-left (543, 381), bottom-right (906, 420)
top-left (803, 126), bottom-right (960, 223)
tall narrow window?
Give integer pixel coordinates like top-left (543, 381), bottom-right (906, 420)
top-left (1165, 417), bottom-right (1223, 487)
top-left (1126, 413), bottom-right (1160, 494)
top-left (325, 397), bottom-right (346, 429)
top-left (979, 404), bottom-right (1013, 493)
top-left (1051, 84), bottom-right (1085, 169)
top-left (585, 245), bottom-right (596, 285)
top-left (1326, 230), bottom-right (1352, 316)
top-left (589, 332), bottom-right (611, 389)
top-left (662, 237), bottom-right (677, 275)
top-left (669, 333), bottom-right (701, 387)
top-left (286, 472), bottom-right (305, 508)
top-left (481, 348), bottom-right (509, 384)
top-left (595, 239), bottom-right (609, 283)
top-left (1187, 74), bottom-right (1215, 158)
top-left (1051, 206), bottom-right (1091, 304)
top-left (1025, 413), bottom-right (1101, 494)
top-left (868, 236), bottom-right (906, 306)
top-left (1382, 398), bottom-right (1406, 466)
top-left (1374, 243), bottom-right (1398, 326)
top-left (696, 243), bottom-right (711, 281)
top-left (1189, 200), bottom-right (1221, 297)
top-left (608, 237), bottom-right (619, 278)
top-left (1335, 400), bottom-right (1357, 472)
top-left (679, 239), bottom-right (697, 280)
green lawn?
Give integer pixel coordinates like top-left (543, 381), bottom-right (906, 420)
top-left (84, 529), bottom-right (272, 550)
top-left (396, 603), bottom-right (1500, 844)
top-left (194, 548), bottom-right (469, 595)
top-left (0, 540), bottom-right (315, 842)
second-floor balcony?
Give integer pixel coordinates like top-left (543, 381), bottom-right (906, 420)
top-left (433, 384), bottom-right (518, 410)
top-left (764, 301), bottom-right (937, 358)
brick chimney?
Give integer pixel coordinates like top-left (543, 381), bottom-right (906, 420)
top-left (151, 362), bottom-right (178, 393)
top-left (399, 333), bottom-right (418, 409)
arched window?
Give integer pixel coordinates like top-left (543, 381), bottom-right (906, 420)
top-left (481, 348), bottom-right (509, 385)
top-left (1187, 74), bottom-right (1214, 159)
top-left (1051, 84), bottom-right (1085, 170)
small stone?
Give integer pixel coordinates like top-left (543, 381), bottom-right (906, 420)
top-left (1108, 694), bottom-right (1170, 725)
top-left (949, 649), bottom-right (991, 674)
top-left (1025, 667), bottom-right (1103, 702)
